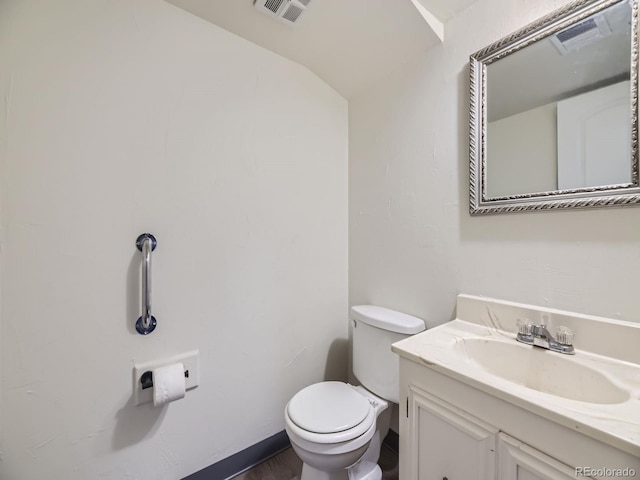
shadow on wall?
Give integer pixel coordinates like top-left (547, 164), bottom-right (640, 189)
top-left (457, 66), bottom-right (471, 217)
top-left (323, 338), bottom-right (349, 382)
top-left (110, 396), bottom-right (167, 450)
top-left (126, 252), bottom-right (142, 336)
top-left (105, 251), bottom-right (166, 451)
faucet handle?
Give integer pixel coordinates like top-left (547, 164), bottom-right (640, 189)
top-left (555, 326), bottom-right (574, 346)
top-left (517, 318), bottom-right (533, 336)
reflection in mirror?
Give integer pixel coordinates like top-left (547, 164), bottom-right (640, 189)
top-left (487, 1), bottom-right (631, 198)
top-left (469, 0), bottom-right (640, 214)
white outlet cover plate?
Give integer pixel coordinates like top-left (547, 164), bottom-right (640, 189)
top-left (133, 350), bottom-right (199, 406)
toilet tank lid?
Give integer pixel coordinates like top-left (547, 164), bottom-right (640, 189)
top-left (350, 305), bottom-right (425, 334)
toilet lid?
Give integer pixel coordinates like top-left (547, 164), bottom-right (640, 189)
top-left (287, 382), bottom-right (371, 434)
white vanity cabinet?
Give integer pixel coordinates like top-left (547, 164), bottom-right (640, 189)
top-left (398, 358), bottom-right (639, 480)
top-left (407, 385), bottom-right (497, 480)
top-left (497, 433), bottom-right (577, 480)
top-left (393, 295), bottom-right (640, 480)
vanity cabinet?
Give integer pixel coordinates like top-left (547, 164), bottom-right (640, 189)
top-left (407, 386), bottom-right (496, 480)
top-left (399, 358), bottom-right (639, 480)
top-left (405, 383), bottom-right (579, 480)
top-left (394, 294), bottom-right (640, 480)
top-left (498, 433), bottom-right (577, 480)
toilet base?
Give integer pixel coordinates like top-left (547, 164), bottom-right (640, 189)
top-left (301, 463), bottom-right (348, 480)
top-left (348, 461), bottom-right (382, 480)
top-left (300, 460), bottom-right (382, 480)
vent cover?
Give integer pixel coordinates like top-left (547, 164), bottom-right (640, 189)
top-left (550, 14), bottom-right (612, 55)
top-left (264, 0), bottom-right (285, 14)
top-left (254, 0), bottom-right (312, 25)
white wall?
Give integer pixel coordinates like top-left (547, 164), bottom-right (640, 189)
top-left (350, 0), bottom-right (640, 330)
top-left (0, 1), bottom-right (348, 479)
top-left (487, 102), bottom-right (557, 197)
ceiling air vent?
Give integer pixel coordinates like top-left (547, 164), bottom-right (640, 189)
top-left (254, 0), bottom-right (312, 25)
top-left (550, 14), bottom-right (612, 55)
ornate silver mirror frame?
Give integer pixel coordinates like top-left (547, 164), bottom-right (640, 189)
top-left (469, 0), bottom-right (640, 215)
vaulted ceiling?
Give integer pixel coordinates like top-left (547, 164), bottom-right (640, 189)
top-left (164, 0), bottom-right (477, 98)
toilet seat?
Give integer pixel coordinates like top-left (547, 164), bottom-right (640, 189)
top-left (286, 382), bottom-right (375, 444)
top-left (288, 382), bottom-right (370, 433)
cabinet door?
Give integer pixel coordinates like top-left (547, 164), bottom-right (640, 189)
top-left (406, 385), bottom-right (497, 480)
top-left (498, 433), bottom-right (589, 480)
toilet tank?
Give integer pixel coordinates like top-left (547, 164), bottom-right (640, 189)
top-left (351, 305), bottom-right (425, 404)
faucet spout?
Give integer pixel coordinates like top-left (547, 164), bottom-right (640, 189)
top-left (531, 324), bottom-right (552, 348)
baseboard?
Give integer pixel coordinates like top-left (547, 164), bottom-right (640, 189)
top-left (183, 427), bottom-right (400, 479)
top-left (182, 430), bottom-right (291, 480)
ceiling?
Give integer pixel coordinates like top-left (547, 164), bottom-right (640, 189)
top-left (164, 0), bottom-right (477, 98)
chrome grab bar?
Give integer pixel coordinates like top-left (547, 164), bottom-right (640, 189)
top-left (142, 239), bottom-right (152, 326)
top-left (136, 233), bottom-right (157, 335)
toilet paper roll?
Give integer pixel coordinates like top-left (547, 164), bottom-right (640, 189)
top-left (153, 362), bottom-right (186, 407)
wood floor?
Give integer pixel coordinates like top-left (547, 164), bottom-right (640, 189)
top-left (231, 445), bottom-right (399, 480)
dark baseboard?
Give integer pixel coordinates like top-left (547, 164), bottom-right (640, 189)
top-left (182, 430), bottom-right (291, 480)
top-left (183, 427), bottom-right (400, 480)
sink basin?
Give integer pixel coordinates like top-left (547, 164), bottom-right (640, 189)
top-left (458, 338), bottom-right (630, 404)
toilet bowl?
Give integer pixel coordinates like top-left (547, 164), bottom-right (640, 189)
top-left (285, 382), bottom-right (389, 480)
top-left (285, 306), bottom-right (425, 480)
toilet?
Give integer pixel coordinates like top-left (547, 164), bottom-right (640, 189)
top-left (284, 305), bottom-right (426, 480)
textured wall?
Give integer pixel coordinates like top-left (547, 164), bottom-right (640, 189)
top-left (349, 0), bottom-right (640, 329)
top-left (0, 1), bottom-right (348, 478)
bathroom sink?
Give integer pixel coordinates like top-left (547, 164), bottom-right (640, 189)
top-left (391, 295), bottom-right (640, 457)
top-left (458, 337), bottom-right (629, 404)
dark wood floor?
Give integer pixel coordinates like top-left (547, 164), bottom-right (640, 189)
top-left (232, 445), bottom-right (399, 480)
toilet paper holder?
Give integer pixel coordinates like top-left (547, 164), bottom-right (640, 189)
top-left (140, 369), bottom-right (189, 390)
top-left (133, 350), bottom-right (199, 406)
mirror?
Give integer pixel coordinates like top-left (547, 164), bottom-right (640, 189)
top-left (469, 0), bottom-right (640, 214)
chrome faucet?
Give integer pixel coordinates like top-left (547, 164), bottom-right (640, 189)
top-left (516, 319), bottom-right (575, 355)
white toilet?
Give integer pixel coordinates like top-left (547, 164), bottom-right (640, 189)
top-left (284, 305), bottom-right (425, 480)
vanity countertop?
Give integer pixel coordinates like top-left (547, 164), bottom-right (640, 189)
top-left (392, 294), bottom-right (640, 457)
